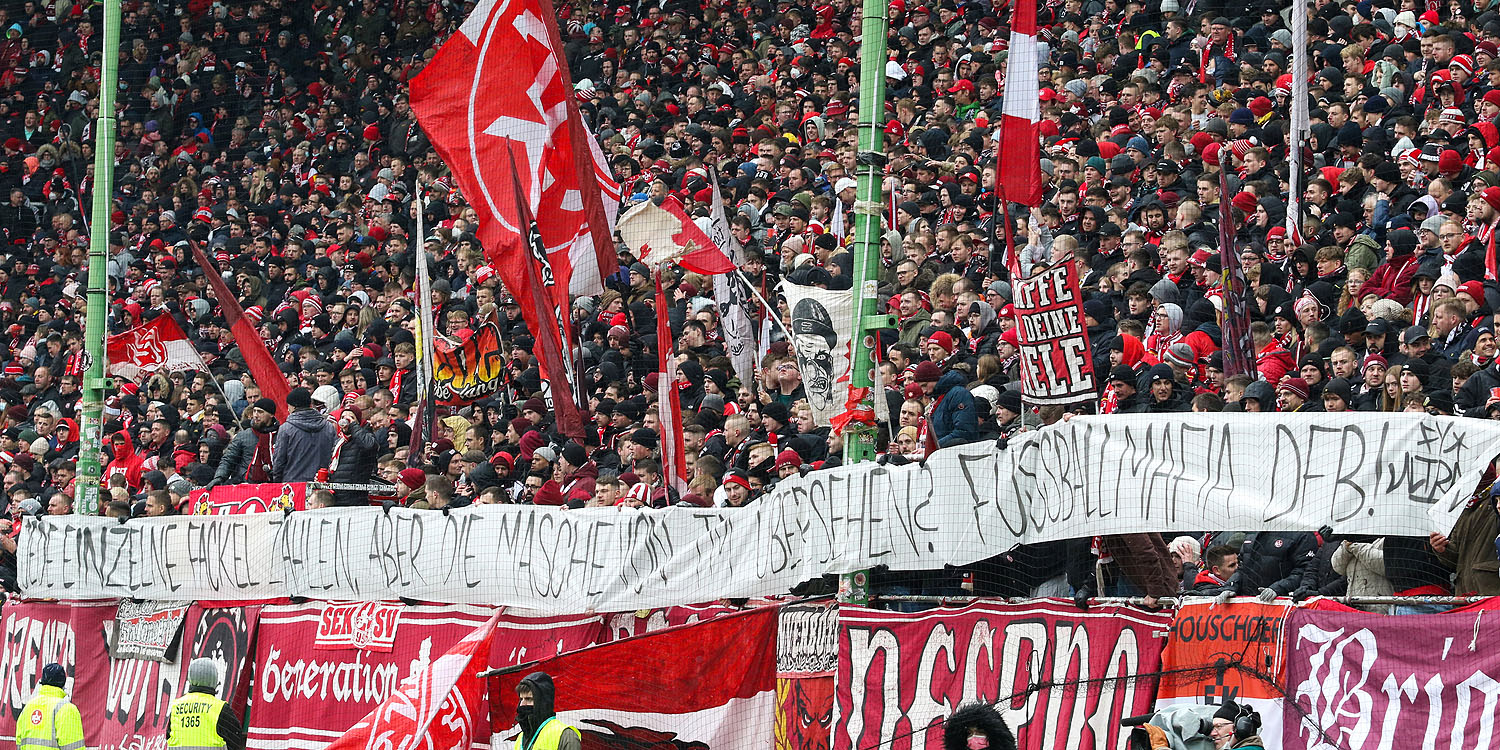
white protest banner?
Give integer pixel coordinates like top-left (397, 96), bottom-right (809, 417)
top-left (1012, 262), bottom-right (1096, 404)
top-left (782, 281), bottom-right (855, 426)
top-left (20, 414), bottom-right (1500, 612)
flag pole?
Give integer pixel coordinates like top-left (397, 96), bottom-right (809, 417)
top-left (75, 0), bottom-right (121, 515)
top-left (841, 0), bottom-right (894, 607)
top-left (410, 191), bottom-right (437, 466)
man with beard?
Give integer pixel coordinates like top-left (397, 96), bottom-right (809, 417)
top-left (514, 672), bottom-right (580, 750)
top-left (791, 297), bottom-right (840, 414)
top-left (208, 397), bottom-right (278, 486)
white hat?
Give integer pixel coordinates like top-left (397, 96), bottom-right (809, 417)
top-left (312, 385), bottom-right (341, 412)
top-left (884, 60), bottom-right (907, 81)
top-left (835, 177), bottom-right (858, 193)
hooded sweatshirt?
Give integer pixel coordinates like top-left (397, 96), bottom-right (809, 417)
top-left (103, 429), bottom-right (144, 490)
top-left (515, 672), bottom-right (581, 750)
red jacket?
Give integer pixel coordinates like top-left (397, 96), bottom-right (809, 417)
top-left (1256, 341), bottom-right (1296, 384)
top-left (1358, 252), bottom-right (1420, 305)
top-left (103, 430), bottom-right (144, 491)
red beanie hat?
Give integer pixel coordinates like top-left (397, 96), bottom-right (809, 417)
top-left (1440, 149), bottom-right (1464, 173)
top-left (398, 467), bottom-right (426, 490)
top-left (1231, 192), bottom-right (1259, 214)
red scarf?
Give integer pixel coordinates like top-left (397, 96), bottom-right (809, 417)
top-left (247, 428), bottom-right (274, 483)
top-left (1200, 35), bottom-right (1236, 84)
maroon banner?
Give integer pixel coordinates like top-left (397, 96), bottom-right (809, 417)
top-left (835, 600), bottom-right (1171, 750)
top-left (1011, 263), bottom-right (1096, 404)
top-left (248, 603), bottom-right (606, 750)
top-left (99, 606), bottom-right (260, 750)
top-left (0, 601), bottom-right (259, 750)
top-left (1282, 607), bottom-right (1500, 749)
top-left (0, 601), bottom-right (113, 746)
top-left (1218, 151), bottom-right (1255, 378)
top-left (188, 482), bottom-right (307, 515)
top-left (777, 603), bottom-right (838, 750)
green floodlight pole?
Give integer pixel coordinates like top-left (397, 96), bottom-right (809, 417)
top-left (839, 0), bottom-right (895, 607)
top-left (75, 0), bottom-right (121, 516)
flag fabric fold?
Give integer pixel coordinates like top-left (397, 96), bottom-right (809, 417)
top-left (1219, 152), bottom-right (1256, 379)
top-left (489, 608), bottom-right (778, 749)
top-left (408, 0), bottom-right (618, 299)
top-left (705, 171), bottom-right (758, 388)
top-left (326, 610), bottom-right (501, 750)
top-left (105, 315), bottom-right (209, 382)
top-left (996, 0), bottom-right (1044, 207)
top-left (654, 268), bottom-right (689, 496)
top-left (505, 148), bottom-right (586, 439)
top-left (619, 196), bottom-right (736, 275)
top-left (190, 242), bottom-right (290, 420)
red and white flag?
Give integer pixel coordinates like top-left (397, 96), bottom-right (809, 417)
top-left (490, 607), bottom-right (777, 748)
top-left (106, 315), bottom-right (209, 382)
top-left (654, 268), bottom-right (689, 497)
top-left (619, 195), bottom-right (736, 275)
top-left (997, 0), bottom-right (1044, 207)
top-left (409, 0), bottom-right (620, 300)
top-left (326, 610), bottom-right (502, 750)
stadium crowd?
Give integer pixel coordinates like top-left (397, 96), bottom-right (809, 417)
top-left (0, 0), bottom-right (1494, 604)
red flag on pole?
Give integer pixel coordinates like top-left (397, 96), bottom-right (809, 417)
top-left (997, 0), bottom-right (1044, 207)
top-left (190, 242), bottom-right (290, 420)
top-left (1218, 150), bottom-right (1257, 379)
top-left (408, 0), bottom-right (619, 299)
top-left (505, 147), bottom-right (586, 439)
top-left (105, 315), bottom-right (209, 381)
top-left (326, 610), bottom-right (501, 750)
top-left (654, 267), bottom-right (689, 497)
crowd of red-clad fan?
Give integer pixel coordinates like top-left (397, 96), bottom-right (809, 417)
top-left (0, 0), bottom-right (1493, 604)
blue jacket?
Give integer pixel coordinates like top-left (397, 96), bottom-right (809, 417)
top-left (929, 371), bottom-right (979, 448)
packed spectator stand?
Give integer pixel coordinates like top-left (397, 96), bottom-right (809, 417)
top-left (0, 0), bottom-right (1493, 610)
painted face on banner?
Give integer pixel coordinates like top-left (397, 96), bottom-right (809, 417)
top-left (791, 299), bottom-right (839, 411)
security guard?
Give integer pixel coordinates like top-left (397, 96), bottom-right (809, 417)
top-left (15, 663), bottom-right (85, 750)
top-left (514, 672), bottom-right (580, 750)
top-left (166, 658), bottom-right (244, 750)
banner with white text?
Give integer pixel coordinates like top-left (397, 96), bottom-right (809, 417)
top-left (835, 600), bottom-right (1172, 750)
top-left (19, 414), bottom-right (1500, 610)
top-left (246, 603), bottom-right (606, 750)
top-left (1012, 263), bottom-right (1095, 404)
top-left (1282, 607), bottom-right (1500, 750)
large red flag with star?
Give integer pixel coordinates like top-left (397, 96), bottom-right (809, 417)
top-left (409, 0), bottom-right (620, 304)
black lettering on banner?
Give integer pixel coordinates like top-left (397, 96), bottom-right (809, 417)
top-left (1002, 439), bottom-right (1036, 537)
top-left (777, 603), bottom-right (838, 674)
top-left (958, 452), bottom-right (990, 542)
top-left (495, 508), bottom-right (536, 585)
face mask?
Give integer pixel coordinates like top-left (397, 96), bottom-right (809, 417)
top-left (516, 704), bottom-right (536, 724)
top-left (967, 736), bottom-right (989, 750)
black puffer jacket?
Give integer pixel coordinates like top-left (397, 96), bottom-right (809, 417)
top-left (1231, 532), bottom-right (1320, 595)
top-left (328, 423), bottom-right (382, 501)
